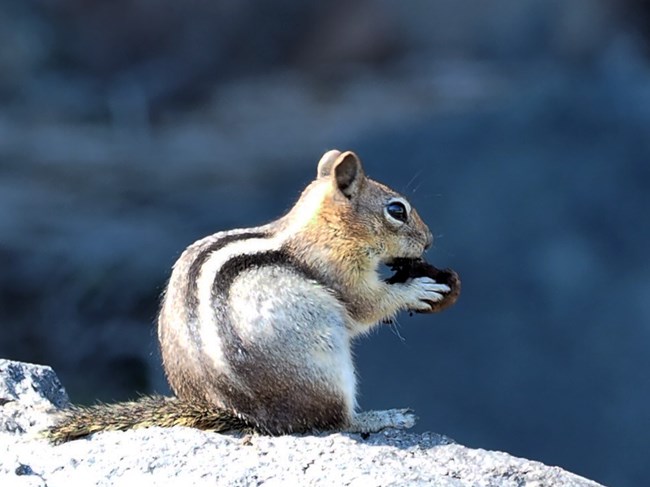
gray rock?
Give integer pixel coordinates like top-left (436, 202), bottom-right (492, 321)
top-left (0, 359), bottom-right (69, 435)
top-left (0, 359), bottom-right (604, 486)
top-left (0, 426), bottom-right (605, 487)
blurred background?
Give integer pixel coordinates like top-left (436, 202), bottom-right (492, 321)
top-left (1, 0), bottom-right (649, 485)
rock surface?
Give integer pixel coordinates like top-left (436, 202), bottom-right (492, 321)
top-left (0, 360), bottom-right (605, 487)
top-left (0, 359), bottom-right (69, 435)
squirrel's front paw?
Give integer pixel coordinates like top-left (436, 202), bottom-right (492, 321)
top-left (401, 277), bottom-right (450, 311)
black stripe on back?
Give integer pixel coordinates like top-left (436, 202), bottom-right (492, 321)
top-left (212, 248), bottom-right (327, 297)
top-left (183, 230), bottom-right (268, 344)
top-left (211, 248), bottom-right (336, 362)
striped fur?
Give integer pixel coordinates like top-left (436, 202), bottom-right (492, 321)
top-left (47, 150), bottom-right (452, 442)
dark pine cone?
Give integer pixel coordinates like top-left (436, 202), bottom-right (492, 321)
top-left (385, 258), bottom-right (461, 313)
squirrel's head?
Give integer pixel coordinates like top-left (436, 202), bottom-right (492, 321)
top-left (289, 150), bottom-right (433, 268)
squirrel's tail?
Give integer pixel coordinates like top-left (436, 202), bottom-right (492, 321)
top-left (45, 395), bottom-right (252, 444)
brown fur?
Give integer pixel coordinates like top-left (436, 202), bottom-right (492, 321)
top-left (45, 396), bottom-right (251, 444)
top-left (46, 150), bottom-right (460, 443)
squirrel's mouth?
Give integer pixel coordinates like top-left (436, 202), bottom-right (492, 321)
top-left (384, 257), bottom-right (461, 314)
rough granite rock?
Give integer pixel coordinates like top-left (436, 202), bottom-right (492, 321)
top-left (0, 359), bottom-right (69, 435)
top-left (0, 359), bottom-right (605, 487)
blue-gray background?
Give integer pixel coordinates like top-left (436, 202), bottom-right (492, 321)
top-left (1, 1), bottom-right (648, 485)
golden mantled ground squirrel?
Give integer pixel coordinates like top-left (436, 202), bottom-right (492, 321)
top-left (47, 150), bottom-right (460, 443)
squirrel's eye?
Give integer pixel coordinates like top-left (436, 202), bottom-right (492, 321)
top-left (386, 201), bottom-right (408, 223)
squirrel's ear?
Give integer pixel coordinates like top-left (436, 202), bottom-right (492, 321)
top-left (317, 150), bottom-right (342, 178)
top-left (332, 151), bottom-right (365, 199)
